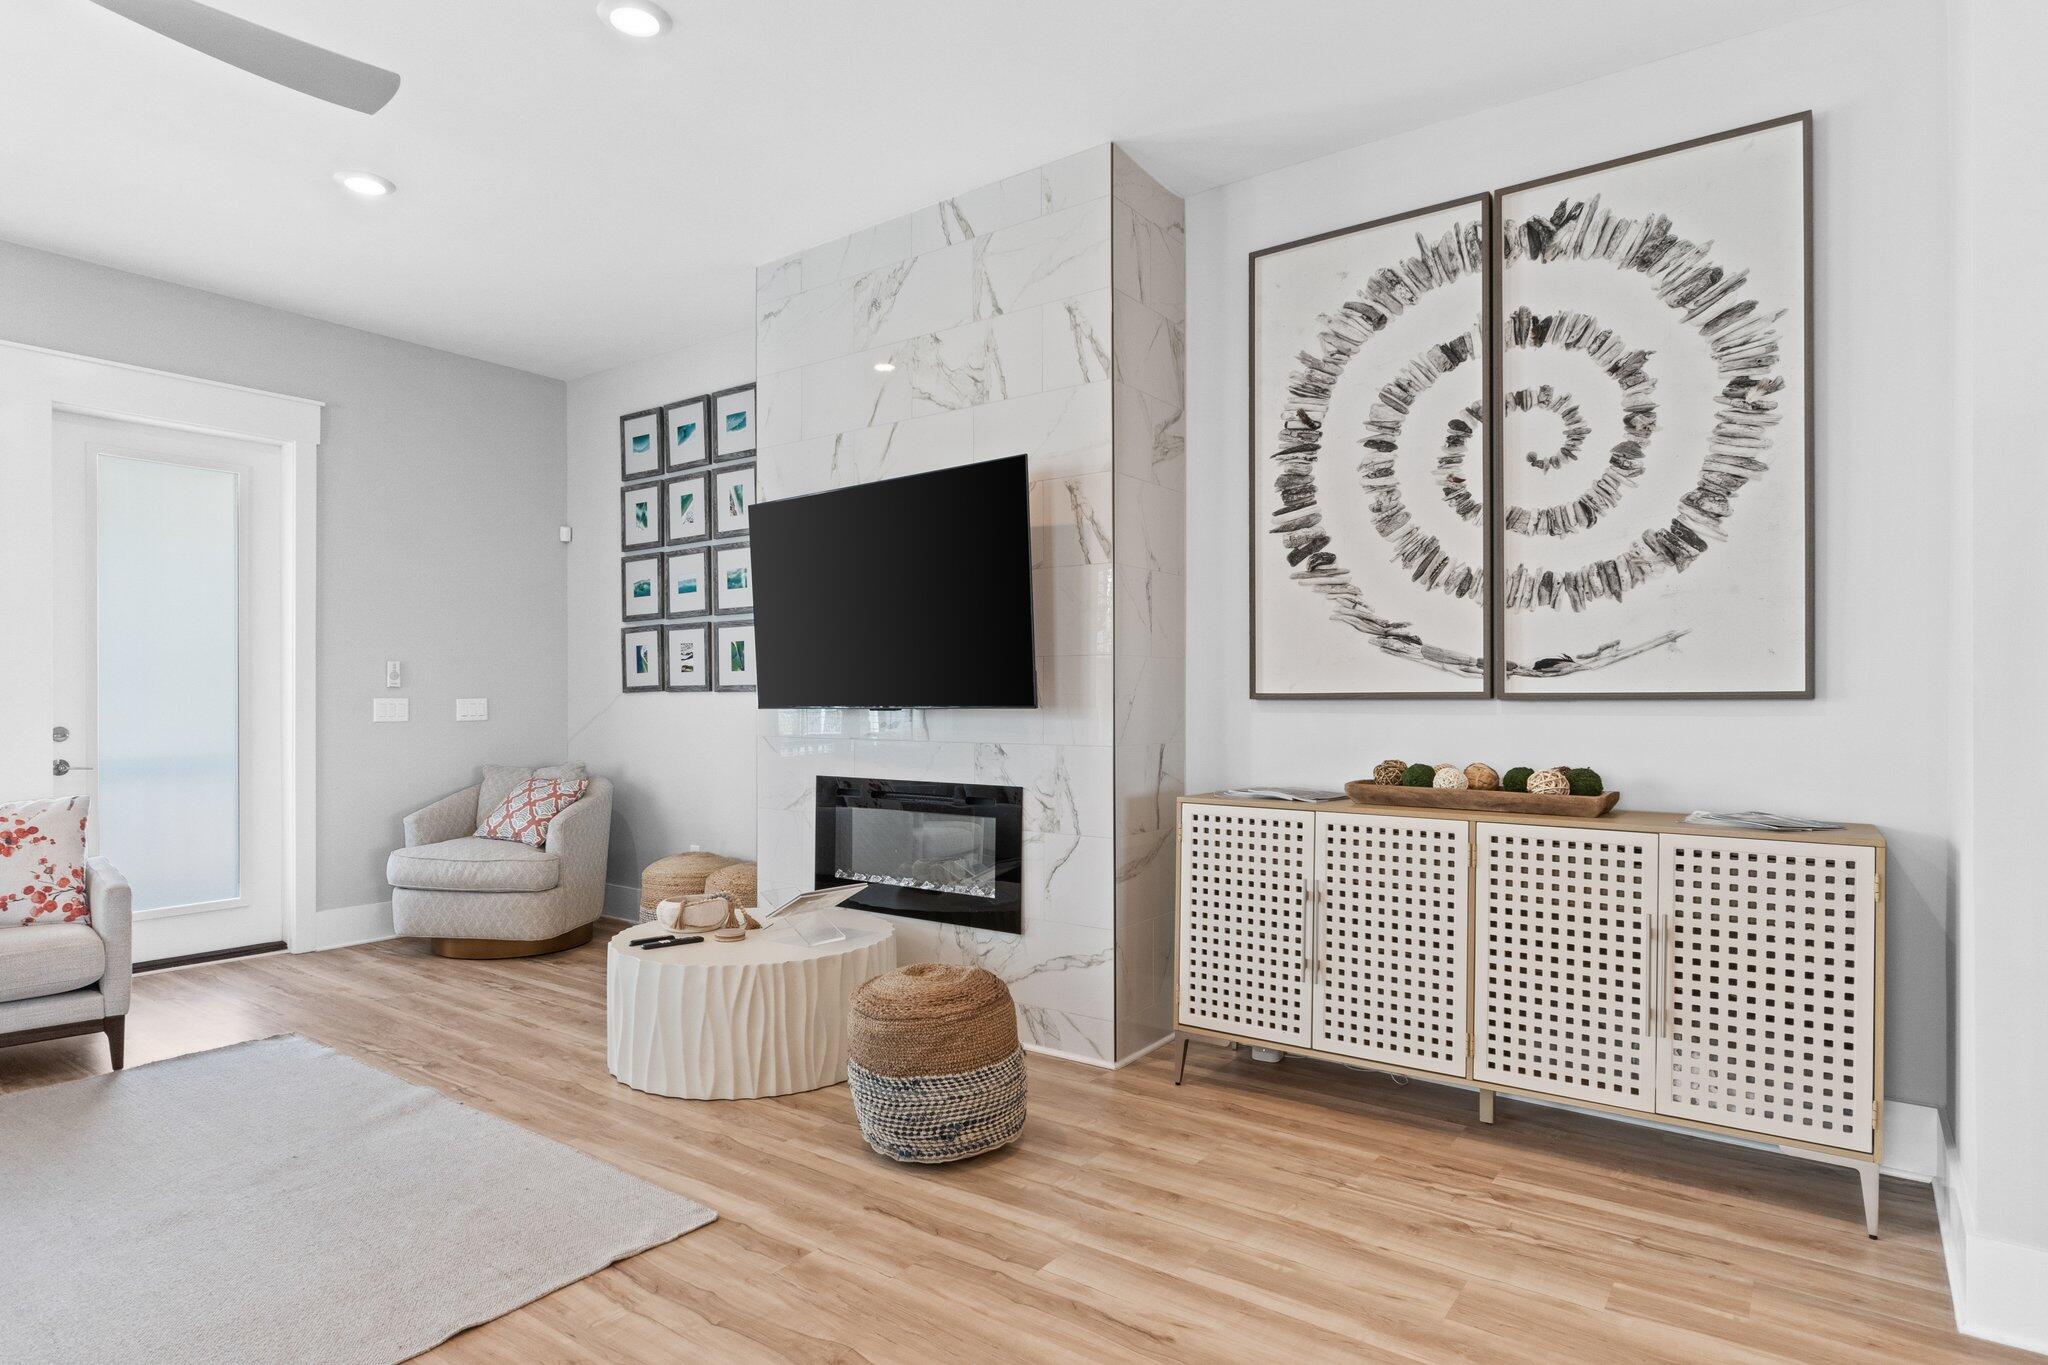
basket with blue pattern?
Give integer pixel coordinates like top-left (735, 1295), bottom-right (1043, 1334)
top-left (846, 963), bottom-right (1026, 1164)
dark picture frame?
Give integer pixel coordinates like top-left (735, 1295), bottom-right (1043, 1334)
top-left (663, 472), bottom-right (710, 546)
top-left (711, 461), bottom-right (755, 538)
top-left (621, 625), bottom-right (664, 692)
top-left (709, 382), bottom-right (757, 462)
top-left (712, 618), bottom-right (757, 692)
top-left (660, 547), bottom-right (712, 620)
top-left (661, 394), bottom-right (711, 471)
top-left (620, 407), bottom-right (662, 482)
top-left (709, 540), bottom-right (752, 615)
top-left (621, 553), bottom-right (663, 621)
top-left (662, 622), bottom-right (711, 691)
top-left (1489, 111), bottom-right (1813, 700)
top-left (1247, 192), bottom-right (1495, 700)
top-left (621, 482), bottom-right (663, 551)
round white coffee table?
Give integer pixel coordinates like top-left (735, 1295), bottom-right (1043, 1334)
top-left (606, 910), bottom-right (896, 1100)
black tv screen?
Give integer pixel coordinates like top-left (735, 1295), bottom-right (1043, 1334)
top-left (751, 454), bottom-right (1038, 709)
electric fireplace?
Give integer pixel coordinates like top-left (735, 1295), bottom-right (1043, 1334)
top-left (815, 776), bottom-right (1022, 934)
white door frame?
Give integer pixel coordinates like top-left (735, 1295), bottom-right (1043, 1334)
top-left (0, 339), bottom-right (321, 952)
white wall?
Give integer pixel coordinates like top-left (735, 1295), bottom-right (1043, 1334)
top-left (0, 240), bottom-right (567, 925)
top-left (565, 330), bottom-right (758, 916)
top-left (1949, 0), bottom-right (2048, 1349)
top-left (1184, 0), bottom-right (1953, 1107)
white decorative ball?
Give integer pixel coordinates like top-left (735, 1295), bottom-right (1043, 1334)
top-left (1433, 766), bottom-right (1469, 789)
top-left (1527, 768), bottom-right (1571, 796)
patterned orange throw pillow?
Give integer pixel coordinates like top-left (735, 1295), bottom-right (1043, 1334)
top-left (0, 795), bottom-right (91, 926)
top-left (478, 778), bottom-right (587, 848)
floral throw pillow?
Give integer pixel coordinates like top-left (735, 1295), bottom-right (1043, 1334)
top-left (0, 795), bottom-right (91, 926)
top-left (478, 778), bottom-right (587, 849)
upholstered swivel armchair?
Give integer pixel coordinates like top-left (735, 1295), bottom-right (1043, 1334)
top-left (0, 858), bottom-right (132, 1067)
top-left (387, 766), bottom-right (612, 958)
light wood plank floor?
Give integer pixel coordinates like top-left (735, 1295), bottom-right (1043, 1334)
top-left (1, 923), bottom-right (2020, 1364)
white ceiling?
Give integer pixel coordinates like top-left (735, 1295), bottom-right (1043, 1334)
top-left (2, 0), bottom-right (1845, 379)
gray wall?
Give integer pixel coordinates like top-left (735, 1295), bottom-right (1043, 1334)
top-left (0, 240), bottom-right (568, 917)
top-left (563, 329), bottom-right (758, 917)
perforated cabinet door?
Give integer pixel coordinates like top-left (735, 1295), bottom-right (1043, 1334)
top-left (1657, 835), bottom-right (1879, 1153)
top-left (1176, 803), bottom-right (1313, 1047)
top-left (1475, 822), bottom-right (1658, 1111)
top-left (1312, 813), bottom-right (1468, 1075)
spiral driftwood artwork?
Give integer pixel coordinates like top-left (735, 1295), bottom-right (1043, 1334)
top-left (1251, 115), bottom-right (1810, 700)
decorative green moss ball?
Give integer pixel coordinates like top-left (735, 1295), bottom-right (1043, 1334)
top-left (1567, 767), bottom-right (1604, 796)
top-left (1401, 763), bottom-right (1436, 787)
top-left (1502, 766), bottom-right (1534, 793)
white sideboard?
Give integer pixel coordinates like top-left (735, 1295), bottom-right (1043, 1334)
top-left (1173, 795), bottom-right (1885, 1234)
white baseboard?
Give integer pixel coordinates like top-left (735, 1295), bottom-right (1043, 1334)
top-left (1879, 1099), bottom-right (1940, 1182)
top-left (604, 881), bottom-right (644, 922)
top-left (1112, 1031), bottom-right (1177, 1069)
top-left (310, 899), bottom-right (395, 950)
top-left (1936, 1127), bottom-right (2048, 1354)
top-left (1021, 1040), bottom-right (1116, 1069)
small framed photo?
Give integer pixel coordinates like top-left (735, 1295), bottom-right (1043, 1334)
top-left (622, 483), bottom-right (662, 550)
top-left (664, 623), bottom-right (710, 690)
top-left (711, 383), bottom-right (756, 460)
top-left (622, 553), bottom-right (662, 620)
top-left (620, 408), bottom-right (661, 482)
top-left (662, 395), bottom-right (710, 471)
top-left (712, 542), bottom-right (753, 614)
top-left (663, 473), bottom-right (708, 545)
top-left (714, 619), bottom-right (756, 692)
top-left (621, 625), bottom-right (664, 692)
top-left (713, 462), bottom-right (755, 537)
top-left (662, 548), bottom-right (710, 618)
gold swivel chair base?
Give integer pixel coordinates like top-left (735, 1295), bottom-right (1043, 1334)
top-left (427, 922), bottom-right (595, 960)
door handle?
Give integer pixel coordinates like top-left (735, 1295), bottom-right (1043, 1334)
top-left (52, 759), bottom-right (94, 777)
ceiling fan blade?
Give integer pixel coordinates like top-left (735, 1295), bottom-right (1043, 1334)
top-left (87, 0), bottom-right (400, 114)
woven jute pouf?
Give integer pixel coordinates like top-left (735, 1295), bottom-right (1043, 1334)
top-left (640, 851), bottom-right (735, 914)
top-left (845, 963), bottom-right (1026, 1164)
top-left (702, 860), bottom-right (758, 911)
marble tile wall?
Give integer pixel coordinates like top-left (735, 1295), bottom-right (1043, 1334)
top-left (754, 147), bottom-right (1126, 1064)
top-left (1109, 147), bottom-right (1187, 1064)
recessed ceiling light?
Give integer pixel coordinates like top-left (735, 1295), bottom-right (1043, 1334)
top-left (597, 0), bottom-right (671, 37)
top-left (873, 362), bottom-right (896, 372)
top-left (334, 170), bottom-right (395, 197)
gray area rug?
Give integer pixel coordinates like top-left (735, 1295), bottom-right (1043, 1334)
top-left (0, 1035), bottom-right (715, 1364)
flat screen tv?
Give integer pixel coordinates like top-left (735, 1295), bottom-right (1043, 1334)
top-left (750, 454), bottom-right (1038, 709)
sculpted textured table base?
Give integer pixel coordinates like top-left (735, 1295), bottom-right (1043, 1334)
top-left (606, 911), bottom-right (896, 1100)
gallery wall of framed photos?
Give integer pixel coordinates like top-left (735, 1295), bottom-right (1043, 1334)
top-left (619, 381), bottom-right (758, 694)
top-left (1248, 112), bottom-right (1812, 701)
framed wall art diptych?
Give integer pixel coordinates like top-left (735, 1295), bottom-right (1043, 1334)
top-left (1246, 112), bottom-right (1812, 702)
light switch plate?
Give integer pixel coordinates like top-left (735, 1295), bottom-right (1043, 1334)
top-left (455, 697), bottom-right (489, 721)
top-left (372, 698), bottom-right (409, 723)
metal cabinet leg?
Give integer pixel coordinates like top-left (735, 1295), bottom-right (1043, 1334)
top-left (1478, 1089), bottom-right (1495, 1125)
top-left (1173, 1036), bottom-right (1190, 1086)
top-left (1859, 1163), bottom-right (1880, 1239)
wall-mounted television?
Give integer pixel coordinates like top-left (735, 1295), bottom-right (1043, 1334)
top-left (750, 454), bottom-right (1038, 709)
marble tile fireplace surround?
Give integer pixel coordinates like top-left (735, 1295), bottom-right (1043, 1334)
top-left (753, 145), bottom-right (1185, 1066)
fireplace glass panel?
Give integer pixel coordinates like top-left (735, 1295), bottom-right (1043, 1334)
top-left (816, 777), bottom-right (1022, 934)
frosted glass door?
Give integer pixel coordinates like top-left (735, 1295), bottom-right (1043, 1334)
top-left (97, 455), bottom-right (241, 911)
